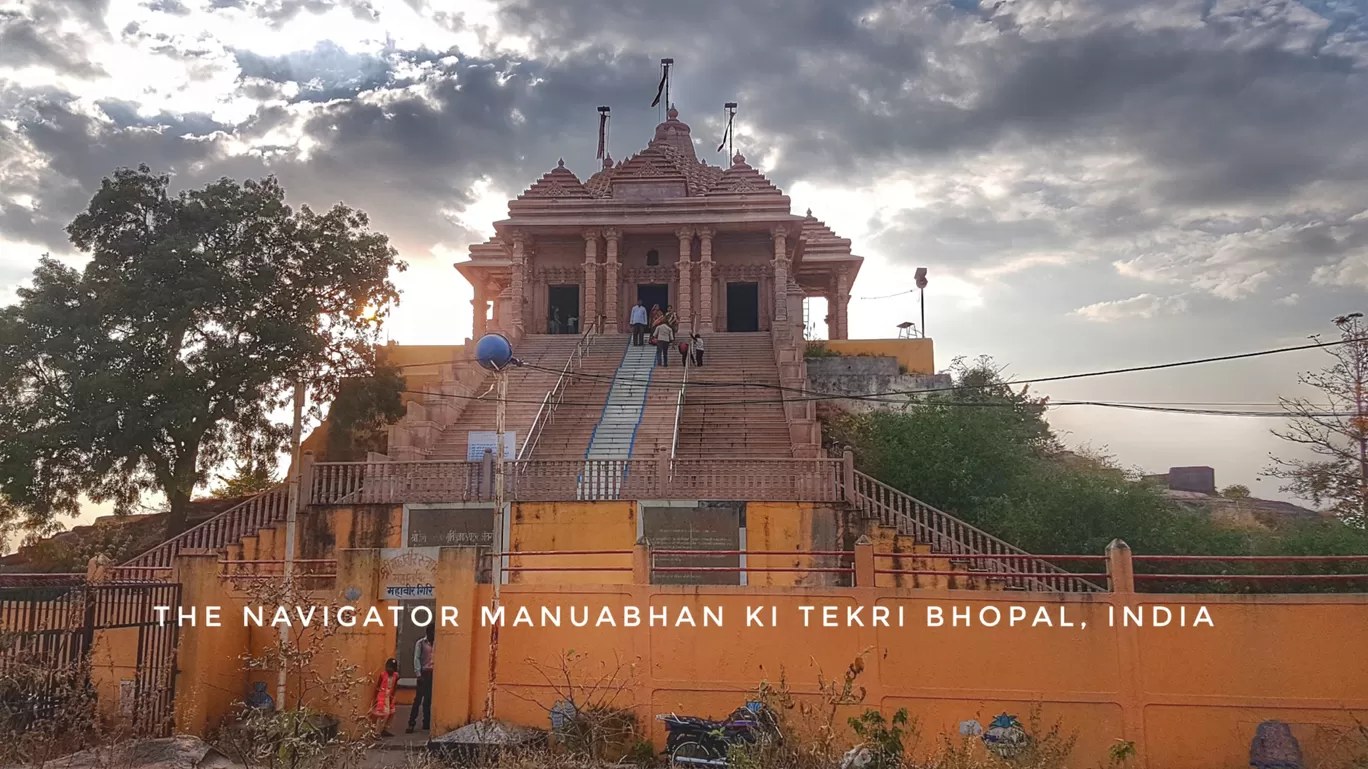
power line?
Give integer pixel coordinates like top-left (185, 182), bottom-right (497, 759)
top-left (399, 388), bottom-right (1351, 418)
top-left (383, 337), bottom-right (1350, 416)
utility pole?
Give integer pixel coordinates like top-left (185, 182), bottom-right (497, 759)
top-left (485, 370), bottom-right (507, 721)
top-left (277, 380), bottom-right (305, 708)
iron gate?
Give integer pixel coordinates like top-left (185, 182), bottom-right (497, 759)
top-left (0, 577), bottom-right (182, 736)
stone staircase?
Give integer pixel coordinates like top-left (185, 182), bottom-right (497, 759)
top-left (424, 335), bottom-right (585, 460)
top-left (520, 334), bottom-right (629, 459)
top-left (584, 343), bottom-right (656, 460)
top-left (675, 332), bottom-right (794, 458)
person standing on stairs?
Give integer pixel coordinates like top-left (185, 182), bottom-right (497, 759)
top-left (630, 300), bottom-right (648, 346)
top-left (649, 304), bottom-right (664, 332)
top-left (664, 305), bottom-right (679, 334)
top-left (652, 320), bottom-right (675, 367)
top-left (690, 332), bottom-right (705, 367)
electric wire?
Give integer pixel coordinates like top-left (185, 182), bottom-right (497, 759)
top-left (386, 338), bottom-right (1352, 417)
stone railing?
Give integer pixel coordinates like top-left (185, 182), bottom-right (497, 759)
top-left (119, 485), bottom-right (291, 573)
top-left (308, 456), bottom-right (845, 505)
top-left (837, 467), bottom-right (1104, 593)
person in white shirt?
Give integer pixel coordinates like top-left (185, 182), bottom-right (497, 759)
top-left (652, 321), bottom-right (675, 367)
top-left (629, 300), bottom-right (648, 346)
top-left (690, 333), bottom-right (705, 367)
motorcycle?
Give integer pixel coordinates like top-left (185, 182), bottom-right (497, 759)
top-left (657, 701), bottom-right (781, 766)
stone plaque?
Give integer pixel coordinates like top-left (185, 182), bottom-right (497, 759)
top-left (643, 502), bottom-right (743, 586)
top-left (466, 432), bottom-right (515, 461)
top-left (407, 506), bottom-right (496, 548)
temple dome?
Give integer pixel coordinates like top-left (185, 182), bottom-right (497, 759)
top-left (649, 105), bottom-right (696, 161)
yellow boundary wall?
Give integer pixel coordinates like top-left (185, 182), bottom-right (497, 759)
top-left (172, 545), bottom-right (1368, 768)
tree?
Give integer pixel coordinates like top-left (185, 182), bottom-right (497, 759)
top-left (0, 166), bottom-right (405, 536)
top-left (1267, 313), bottom-right (1368, 527)
top-left (1220, 484), bottom-right (1252, 499)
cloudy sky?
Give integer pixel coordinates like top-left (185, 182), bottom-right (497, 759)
top-left (3, 0), bottom-right (1367, 517)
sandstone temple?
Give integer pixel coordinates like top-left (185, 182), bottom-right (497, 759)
top-left (3, 107), bottom-right (1364, 769)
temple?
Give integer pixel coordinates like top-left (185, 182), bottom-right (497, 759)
top-left (457, 106), bottom-right (858, 343)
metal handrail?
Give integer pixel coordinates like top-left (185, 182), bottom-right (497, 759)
top-left (519, 318), bottom-right (598, 461)
top-left (669, 316), bottom-right (696, 460)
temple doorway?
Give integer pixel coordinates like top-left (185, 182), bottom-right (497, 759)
top-left (547, 284), bottom-right (580, 334)
top-left (637, 283), bottom-right (669, 314)
top-left (726, 282), bottom-right (760, 332)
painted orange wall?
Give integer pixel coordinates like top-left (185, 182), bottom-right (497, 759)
top-left (508, 501), bottom-right (637, 585)
top-left (380, 344), bottom-right (464, 405)
top-left (825, 338), bottom-right (935, 375)
top-left (476, 586), bottom-right (1368, 769)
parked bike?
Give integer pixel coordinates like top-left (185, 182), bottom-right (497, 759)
top-left (657, 702), bottom-right (782, 766)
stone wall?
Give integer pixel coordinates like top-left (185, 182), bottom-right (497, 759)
top-left (806, 354), bottom-right (952, 413)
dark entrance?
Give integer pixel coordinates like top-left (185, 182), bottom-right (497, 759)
top-left (0, 578), bottom-right (181, 736)
top-left (637, 283), bottom-right (669, 314)
top-left (726, 282), bottom-right (760, 332)
top-left (547, 284), bottom-right (580, 334)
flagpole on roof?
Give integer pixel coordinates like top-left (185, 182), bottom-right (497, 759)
top-left (652, 58), bottom-right (673, 116)
top-left (597, 106), bottom-right (610, 161)
top-left (719, 102), bottom-right (737, 158)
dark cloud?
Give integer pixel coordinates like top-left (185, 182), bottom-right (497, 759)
top-left (233, 41), bottom-right (398, 102)
top-left (0, 6), bottom-right (105, 76)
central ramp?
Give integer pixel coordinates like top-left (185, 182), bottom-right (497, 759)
top-left (578, 341), bottom-right (655, 498)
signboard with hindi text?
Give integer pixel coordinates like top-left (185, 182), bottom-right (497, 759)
top-left (406, 506), bottom-right (496, 548)
top-left (380, 548), bottom-right (438, 601)
top-left (642, 502), bottom-right (744, 586)
top-left (466, 431), bottom-right (516, 461)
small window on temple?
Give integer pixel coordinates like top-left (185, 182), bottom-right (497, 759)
top-left (646, 249), bottom-right (660, 266)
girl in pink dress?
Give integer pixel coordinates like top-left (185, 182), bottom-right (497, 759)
top-left (369, 658), bottom-right (400, 737)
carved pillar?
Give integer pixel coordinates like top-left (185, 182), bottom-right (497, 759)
top-left (508, 233), bottom-right (527, 338)
top-left (603, 228), bottom-right (620, 333)
top-left (771, 225), bottom-right (790, 327)
top-left (471, 285), bottom-right (487, 339)
top-left (697, 227), bottom-right (714, 333)
top-left (675, 227), bottom-right (693, 326)
top-left (834, 268), bottom-right (850, 340)
top-left (582, 229), bottom-right (600, 332)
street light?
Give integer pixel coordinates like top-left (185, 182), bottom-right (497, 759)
top-left (914, 268), bottom-right (928, 339)
top-left (474, 332), bottom-right (516, 722)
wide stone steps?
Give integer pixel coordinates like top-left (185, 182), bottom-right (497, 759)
top-left (675, 332), bottom-right (793, 458)
top-left (426, 335), bottom-right (584, 460)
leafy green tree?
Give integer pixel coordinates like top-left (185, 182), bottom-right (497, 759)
top-left (322, 363), bottom-right (406, 461)
top-left (0, 166), bottom-right (405, 537)
top-left (1220, 484), bottom-right (1252, 499)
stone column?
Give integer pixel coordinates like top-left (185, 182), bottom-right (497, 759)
top-left (697, 227), bottom-right (714, 333)
top-left (675, 227), bottom-right (693, 326)
top-left (771, 225), bottom-right (790, 327)
top-left (834, 268), bottom-right (850, 340)
top-left (508, 232), bottom-right (526, 338)
top-left (603, 228), bottom-right (620, 333)
top-left (582, 228), bottom-right (600, 333)
top-left (471, 285), bottom-right (486, 339)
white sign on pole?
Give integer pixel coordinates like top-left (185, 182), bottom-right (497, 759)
top-left (467, 431), bottom-right (516, 461)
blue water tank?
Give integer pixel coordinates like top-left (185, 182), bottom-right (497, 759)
top-left (475, 333), bottom-right (515, 371)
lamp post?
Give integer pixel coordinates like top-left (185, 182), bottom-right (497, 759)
top-left (474, 333), bottom-right (516, 722)
top-left (914, 268), bottom-right (928, 339)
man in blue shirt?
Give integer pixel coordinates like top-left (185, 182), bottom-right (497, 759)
top-left (629, 300), bottom-right (648, 346)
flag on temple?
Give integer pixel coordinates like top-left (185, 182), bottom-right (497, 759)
top-left (717, 110), bottom-right (734, 152)
top-left (597, 111), bottom-right (608, 160)
top-left (651, 62), bottom-right (670, 107)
